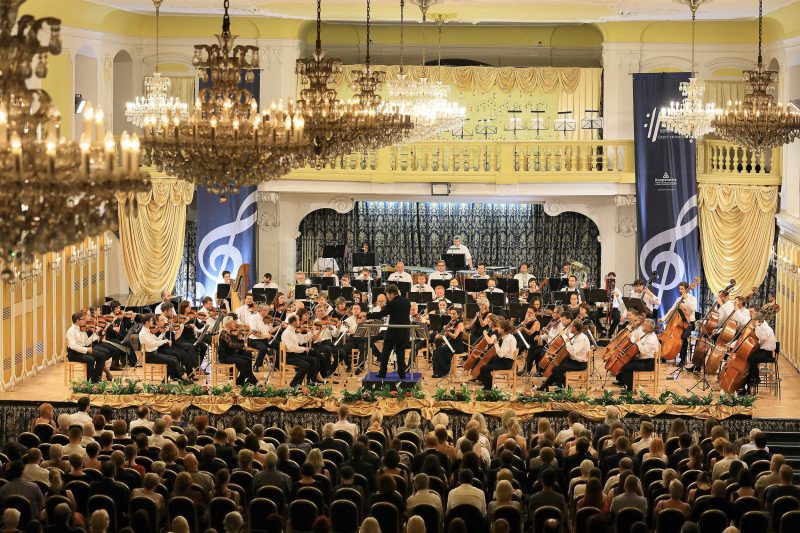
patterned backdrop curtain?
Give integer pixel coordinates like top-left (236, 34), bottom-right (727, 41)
top-left (298, 202), bottom-right (600, 284)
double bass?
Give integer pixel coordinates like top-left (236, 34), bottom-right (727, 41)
top-left (719, 299), bottom-right (780, 393)
top-left (659, 277), bottom-right (701, 360)
top-left (692, 280), bottom-right (737, 369)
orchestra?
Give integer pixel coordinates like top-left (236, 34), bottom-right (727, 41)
top-left (63, 237), bottom-right (778, 398)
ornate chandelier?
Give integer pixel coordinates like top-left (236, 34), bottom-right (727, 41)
top-left (712, 0), bottom-right (800, 151)
top-left (140, 0), bottom-right (308, 197)
top-left (0, 0), bottom-right (149, 276)
top-left (125, 0), bottom-right (188, 128)
top-left (660, 0), bottom-right (721, 140)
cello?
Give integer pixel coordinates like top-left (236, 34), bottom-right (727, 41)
top-left (704, 286), bottom-right (757, 375)
top-left (692, 280), bottom-right (737, 369)
top-left (464, 313), bottom-right (497, 372)
top-left (467, 329), bottom-right (499, 379)
top-left (539, 334), bottom-right (568, 378)
top-left (659, 277), bottom-right (701, 360)
top-left (719, 299), bottom-right (780, 393)
top-left (604, 314), bottom-right (644, 375)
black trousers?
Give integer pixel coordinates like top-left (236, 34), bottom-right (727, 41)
top-left (594, 308), bottom-right (621, 336)
top-left (748, 348), bottom-right (774, 384)
top-left (545, 359), bottom-right (587, 388)
top-left (67, 347), bottom-right (111, 382)
top-left (285, 352), bottom-right (318, 387)
top-left (219, 349), bottom-right (257, 385)
top-left (617, 358), bottom-right (655, 390)
top-left (344, 338), bottom-right (367, 370)
top-left (379, 334), bottom-right (409, 377)
top-left (146, 350), bottom-right (182, 381)
top-left (248, 339), bottom-right (272, 370)
top-left (432, 341), bottom-right (464, 377)
top-left (317, 341), bottom-right (346, 377)
top-left (527, 344), bottom-right (547, 372)
top-left (478, 357), bottom-right (513, 389)
top-left (678, 321), bottom-right (695, 366)
top-left (173, 341), bottom-right (200, 372)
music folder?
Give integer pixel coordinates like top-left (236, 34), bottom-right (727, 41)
top-left (443, 253), bottom-right (467, 272)
top-left (350, 279), bottom-right (368, 293)
top-left (586, 289), bottom-right (610, 303)
top-left (496, 278), bottom-right (518, 294)
top-left (294, 284), bottom-right (319, 300)
top-left (409, 292), bottom-right (433, 303)
top-left (548, 277), bottom-right (566, 291)
top-left (216, 283), bottom-right (231, 299)
top-left (551, 291), bottom-right (572, 305)
top-left (430, 279), bottom-right (449, 291)
top-left (429, 314), bottom-right (452, 333)
top-left (352, 252), bottom-right (376, 267)
top-left (465, 302), bottom-right (480, 319)
top-left (486, 291), bottom-right (505, 309)
top-left (622, 297), bottom-right (647, 315)
top-left (322, 245), bottom-right (345, 258)
top-left (320, 277), bottom-right (337, 290)
top-left (396, 281), bottom-right (412, 295)
top-left (252, 288), bottom-right (277, 303)
top-left (508, 303), bottom-right (528, 322)
top-left (464, 278), bottom-right (488, 293)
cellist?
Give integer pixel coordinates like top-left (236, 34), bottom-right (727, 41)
top-left (616, 319), bottom-right (660, 391)
top-left (477, 320), bottom-right (516, 390)
top-left (537, 319), bottom-right (589, 391)
top-left (660, 281), bottom-right (697, 368)
top-left (746, 312), bottom-right (776, 389)
top-left (524, 307), bottom-right (568, 376)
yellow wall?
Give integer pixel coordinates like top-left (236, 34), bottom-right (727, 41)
top-left (777, 234), bottom-right (800, 371)
top-left (42, 53), bottom-right (74, 146)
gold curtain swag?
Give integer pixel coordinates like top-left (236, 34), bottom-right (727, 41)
top-left (330, 65), bottom-right (590, 94)
top-left (698, 184), bottom-right (778, 295)
top-left (115, 177), bottom-right (194, 301)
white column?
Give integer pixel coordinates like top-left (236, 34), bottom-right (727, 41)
top-left (779, 38), bottom-right (800, 220)
top-left (602, 43), bottom-right (641, 141)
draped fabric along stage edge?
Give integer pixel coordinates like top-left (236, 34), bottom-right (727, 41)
top-left (698, 184), bottom-right (778, 295)
top-left (115, 177), bottom-right (194, 301)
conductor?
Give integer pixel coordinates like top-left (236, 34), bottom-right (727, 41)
top-left (367, 284), bottom-right (411, 379)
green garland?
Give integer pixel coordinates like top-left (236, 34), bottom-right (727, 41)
top-left (474, 388), bottom-right (511, 402)
top-left (239, 384), bottom-right (298, 399)
top-left (515, 388), bottom-right (755, 407)
top-left (433, 386), bottom-right (472, 402)
top-left (141, 382), bottom-right (234, 396)
top-left (71, 379), bottom-right (140, 395)
top-left (341, 384), bottom-right (425, 403)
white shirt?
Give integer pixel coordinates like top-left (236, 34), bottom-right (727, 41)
top-left (66, 324), bottom-right (97, 354)
top-left (387, 271), bottom-right (413, 284)
top-left (253, 281), bottom-right (279, 289)
top-left (544, 321), bottom-right (565, 343)
top-left (344, 315), bottom-right (359, 335)
top-left (666, 292), bottom-right (697, 319)
top-left (716, 300), bottom-right (735, 328)
top-left (484, 287), bottom-right (505, 295)
top-left (731, 307), bottom-right (751, 329)
top-left (755, 321), bottom-right (776, 352)
top-left (429, 270), bottom-right (453, 281)
top-left (332, 419), bottom-right (359, 437)
top-left (565, 332), bottom-right (590, 362)
top-left (312, 257), bottom-right (339, 273)
top-left (497, 334), bottom-right (517, 359)
top-left (630, 290), bottom-right (659, 312)
top-left (69, 411), bottom-right (93, 427)
top-left (635, 331), bottom-right (659, 360)
top-left (446, 483), bottom-right (486, 516)
top-left (561, 286), bottom-right (582, 303)
top-left (514, 273), bottom-right (535, 291)
top-left (129, 419), bottom-right (154, 431)
top-left (235, 305), bottom-right (256, 325)
top-left (138, 327), bottom-right (169, 353)
top-left (282, 325), bottom-right (310, 354)
top-left (23, 464), bottom-right (51, 485)
top-left (446, 244), bottom-right (473, 268)
top-left (410, 283), bottom-right (434, 294)
top-left (247, 313), bottom-right (271, 340)
top-left (472, 272), bottom-right (489, 280)
top-left (154, 301), bottom-right (170, 316)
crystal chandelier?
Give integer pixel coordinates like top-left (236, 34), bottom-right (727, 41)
top-left (0, 0), bottom-right (150, 276)
top-left (660, 0), bottom-right (721, 140)
top-left (712, 0), bottom-right (800, 151)
top-left (125, 0), bottom-right (188, 128)
top-left (140, 0), bottom-right (308, 198)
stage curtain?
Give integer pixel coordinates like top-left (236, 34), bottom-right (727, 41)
top-left (697, 184), bottom-right (778, 295)
top-left (115, 177), bottom-right (194, 300)
top-left (298, 201), bottom-right (601, 284)
top-left (166, 76), bottom-right (196, 106)
top-left (559, 68), bottom-right (603, 140)
top-left (704, 80), bottom-right (747, 109)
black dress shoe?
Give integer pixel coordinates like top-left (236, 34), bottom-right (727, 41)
top-left (376, 372), bottom-right (386, 378)
top-left (537, 384), bottom-right (548, 392)
top-left (398, 374), bottom-right (407, 380)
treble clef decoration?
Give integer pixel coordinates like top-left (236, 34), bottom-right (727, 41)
top-left (638, 195), bottom-right (699, 303)
top-left (198, 191), bottom-right (258, 295)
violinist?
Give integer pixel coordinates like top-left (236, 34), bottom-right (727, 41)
top-left (477, 320), bottom-right (516, 390)
top-left (154, 291), bottom-right (173, 316)
top-left (66, 312), bottom-right (112, 382)
top-left (314, 293), bottom-right (333, 317)
top-left (218, 317), bottom-right (258, 385)
top-left (538, 319), bottom-right (589, 391)
top-left (660, 281), bottom-right (697, 368)
top-left (234, 293), bottom-right (257, 325)
top-left (526, 309), bottom-right (568, 375)
top-left (138, 313), bottom-right (186, 383)
top-left (343, 303), bottom-right (367, 373)
top-left (469, 299), bottom-right (492, 346)
top-left (576, 303), bottom-right (592, 324)
top-left (746, 312), bottom-right (776, 389)
top-left (104, 300), bottom-right (137, 369)
top-left (312, 306), bottom-right (345, 378)
top-left (247, 304), bottom-right (275, 371)
top-left (630, 279), bottom-right (659, 318)
top-left (429, 260), bottom-right (453, 281)
top-left (331, 297), bottom-right (349, 320)
top-left (410, 273), bottom-right (434, 294)
top-left (515, 306), bottom-right (541, 376)
top-left (272, 293), bottom-right (289, 321)
top-left (432, 307), bottom-right (465, 378)
top-left (282, 315), bottom-right (323, 386)
top-left (160, 303), bottom-right (201, 376)
top-left (514, 263), bottom-right (535, 291)
top-left (616, 319), bottom-right (660, 391)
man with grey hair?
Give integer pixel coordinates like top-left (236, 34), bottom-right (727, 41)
top-left (406, 473), bottom-right (443, 513)
top-left (447, 235), bottom-right (473, 269)
top-left (617, 318), bottom-right (659, 391)
top-left (223, 511), bottom-right (244, 533)
top-left (248, 303), bottom-right (274, 370)
top-left (183, 453), bottom-right (214, 494)
top-left (253, 452), bottom-right (292, 494)
top-left (149, 418), bottom-right (170, 448)
top-left (313, 422), bottom-right (350, 460)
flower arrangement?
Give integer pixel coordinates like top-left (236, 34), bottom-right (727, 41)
top-left (433, 386), bottom-right (472, 402)
top-left (141, 382), bottom-right (234, 396)
top-left (239, 383), bottom-right (297, 398)
top-left (297, 383), bottom-right (334, 399)
top-left (341, 387), bottom-right (379, 403)
top-left (718, 392), bottom-right (757, 407)
top-left (513, 388), bottom-right (754, 407)
top-left (474, 388), bottom-right (511, 402)
top-left (71, 379), bottom-right (140, 395)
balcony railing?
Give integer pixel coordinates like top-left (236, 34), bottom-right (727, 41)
top-left (286, 139), bottom-right (780, 185)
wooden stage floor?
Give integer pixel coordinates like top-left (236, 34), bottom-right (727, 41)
top-left (2, 349), bottom-right (799, 419)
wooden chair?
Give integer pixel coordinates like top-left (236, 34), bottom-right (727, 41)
top-left (279, 343), bottom-right (304, 387)
top-left (632, 354), bottom-right (660, 394)
top-left (211, 335), bottom-right (237, 387)
top-left (493, 349), bottom-right (519, 392)
top-left (64, 361), bottom-right (88, 384)
top-left (142, 357), bottom-right (168, 384)
top-left (565, 370), bottom-right (589, 391)
top-left (755, 344), bottom-right (781, 398)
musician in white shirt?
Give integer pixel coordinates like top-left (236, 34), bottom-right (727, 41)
top-left (527, 310), bottom-right (569, 374)
top-left (322, 268), bottom-right (339, 287)
top-left (281, 315), bottom-right (322, 386)
top-left (476, 320), bottom-right (517, 390)
top-left (712, 291), bottom-right (734, 335)
top-left (66, 312), bottom-right (111, 382)
top-left (234, 293), bottom-right (257, 325)
top-left (312, 256), bottom-right (339, 273)
top-left (660, 281), bottom-right (697, 367)
top-left (410, 273), bottom-right (434, 294)
top-left (473, 263), bottom-right (489, 280)
top-left (483, 278), bottom-right (506, 307)
top-left (514, 263), bottom-right (535, 292)
top-left (138, 313), bottom-right (185, 382)
top-left (252, 273), bottom-right (279, 290)
top-left (431, 286), bottom-right (452, 307)
top-left (387, 262), bottom-right (413, 284)
top-left (630, 279), bottom-right (660, 317)
top-left (247, 304), bottom-right (274, 370)
top-left (559, 275), bottom-right (583, 303)
top-left (730, 297), bottom-right (751, 330)
top-left (747, 311), bottom-right (777, 388)
top-left (429, 260), bottom-right (453, 281)
top-left (539, 319), bottom-right (589, 391)
top-left (616, 319), bottom-right (660, 390)
top-left (154, 291), bottom-right (172, 316)
top-left (446, 236), bottom-right (473, 269)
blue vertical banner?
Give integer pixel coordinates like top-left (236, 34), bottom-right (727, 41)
top-left (633, 73), bottom-right (701, 311)
top-left (195, 70), bottom-right (260, 298)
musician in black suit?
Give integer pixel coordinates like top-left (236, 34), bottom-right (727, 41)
top-left (367, 284), bottom-right (411, 379)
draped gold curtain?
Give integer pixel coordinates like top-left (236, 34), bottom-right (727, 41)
top-left (115, 177), bottom-right (194, 300)
top-left (559, 68), bottom-right (603, 140)
top-left (698, 185), bottom-right (778, 295)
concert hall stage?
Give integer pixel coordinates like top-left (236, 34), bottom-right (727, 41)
top-left (361, 371), bottom-right (423, 390)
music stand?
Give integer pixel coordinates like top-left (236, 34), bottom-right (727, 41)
top-left (508, 302), bottom-right (528, 322)
top-left (527, 292), bottom-right (543, 304)
top-left (464, 278), bottom-right (488, 293)
top-left (350, 279), bottom-right (369, 293)
top-left (465, 303), bottom-right (480, 319)
top-left (322, 245), bottom-right (345, 258)
top-left (310, 276), bottom-right (324, 286)
top-left (485, 292), bottom-right (506, 309)
top-left (328, 286), bottom-right (354, 302)
top-left (409, 292), bottom-right (433, 304)
top-left (430, 279), bottom-right (449, 291)
top-left (585, 289), bottom-right (610, 304)
top-left (496, 278), bottom-right (518, 294)
top-left (352, 252), bottom-right (376, 268)
top-left (622, 297), bottom-right (647, 316)
top-left (552, 291), bottom-right (572, 305)
top-left (294, 284), bottom-right (319, 300)
top-left (555, 111), bottom-right (577, 139)
top-left (372, 286), bottom-right (385, 298)
top-left (548, 277), bottom-right (566, 292)
top-left (320, 277), bottom-right (337, 290)
top-left (429, 314), bottom-right (451, 333)
top-left (443, 253), bottom-right (467, 274)
top-left (252, 288), bottom-right (277, 304)
top-left (396, 281), bottom-right (412, 295)
top-left (216, 283), bottom-right (231, 300)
